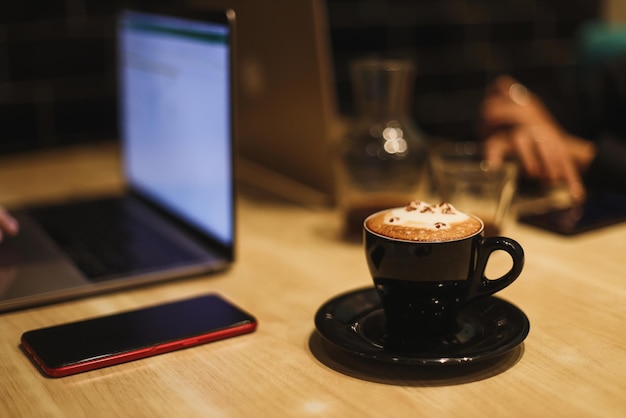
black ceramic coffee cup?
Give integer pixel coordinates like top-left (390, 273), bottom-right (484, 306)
top-left (364, 209), bottom-right (524, 338)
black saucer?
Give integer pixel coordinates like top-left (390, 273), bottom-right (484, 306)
top-left (314, 287), bottom-right (529, 366)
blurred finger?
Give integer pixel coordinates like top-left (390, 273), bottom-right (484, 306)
top-left (0, 209), bottom-right (19, 237)
top-left (528, 127), bottom-right (587, 202)
top-left (529, 126), bottom-right (562, 181)
top-left (511, 127), bottom-right (542, 178)
top-left (483, 130), bottom-right (512, 167)
top-left (508, 82), bottom-right (529, 106)
top-left (481, 93), bottom-right (546, 128)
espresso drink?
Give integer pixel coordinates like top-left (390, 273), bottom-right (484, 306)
top-left (365, 200), bottom-right (483, 242)
top-left (364, 200), bottom-right (523, 339)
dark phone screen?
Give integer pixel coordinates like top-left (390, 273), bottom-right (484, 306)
top-left (518, 191), bottom-right (626, 235)
top-left (21, 294), bottom-right (256, 369)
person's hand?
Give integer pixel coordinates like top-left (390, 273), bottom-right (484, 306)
top-left (479, 75), bottom-right (596, 202)
top-left (0, 207), bottom-right (19, 242)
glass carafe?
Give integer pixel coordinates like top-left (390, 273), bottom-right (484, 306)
top-left (335, 57), bottom-right (430, 239)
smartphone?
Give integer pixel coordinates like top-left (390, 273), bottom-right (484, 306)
top-left (518, 190), bottom-right (626, 235)
top-left (20, 294), bottom-right (257, 378)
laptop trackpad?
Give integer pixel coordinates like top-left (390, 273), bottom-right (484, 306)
top-left (0, 217), bottom-right (60, 266)
top-left (0, 213), bottom-right (73, 264)
top-left (0, 261), bottom-right (87, 301)
top-left (0, 215), bottom-right (87, 302)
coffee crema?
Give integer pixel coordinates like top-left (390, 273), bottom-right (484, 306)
top-left (365, 201), bottom-right (483, 241)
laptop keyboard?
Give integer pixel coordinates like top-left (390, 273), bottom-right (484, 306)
top-left (28, 198), bottom-right (204, 281)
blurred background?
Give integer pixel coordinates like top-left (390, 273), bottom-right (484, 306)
top-left (1, 0), bottom-right (625, 153)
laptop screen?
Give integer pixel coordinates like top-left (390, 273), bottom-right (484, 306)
top-left (118, 10), bottom-right (233, 247)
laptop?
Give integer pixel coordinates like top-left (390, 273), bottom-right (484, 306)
top-left (0, 5), bottom-right (237, 313)
top-left (192, 0), bottom-right (342, 206)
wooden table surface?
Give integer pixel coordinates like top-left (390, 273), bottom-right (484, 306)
top-left (1, 142), bottom-right (625, 417)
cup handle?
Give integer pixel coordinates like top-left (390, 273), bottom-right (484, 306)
top-left (467, 236), bottom-right (525, 301)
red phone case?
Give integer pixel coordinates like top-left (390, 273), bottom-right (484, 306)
top-left (20, 294), bottom-right (257, 378)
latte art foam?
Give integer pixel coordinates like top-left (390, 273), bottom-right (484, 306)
top-left (384, 201), bottom-right (468, 230)
top-left (366, 201), bottom-right (483, 241)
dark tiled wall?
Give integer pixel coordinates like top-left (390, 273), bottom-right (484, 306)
top-left (0, 1), bottom-right (122, 153)
top-left (0, 0), bottom-right (602, 153)
top-left (327, 0), bottom-right (602, 141)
